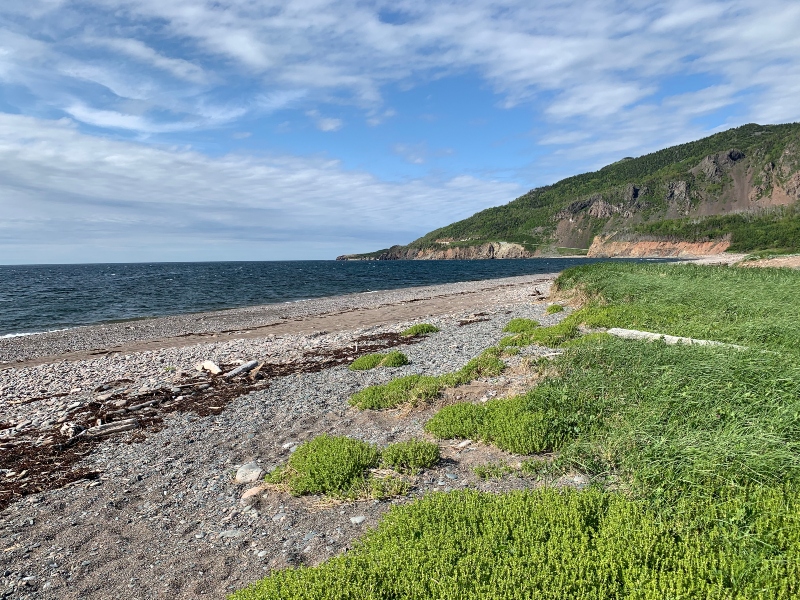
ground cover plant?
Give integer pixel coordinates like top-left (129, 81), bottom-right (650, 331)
top-left (545, 303), bottom-right (564, 314)
top-left (232, 486), bottom-right (800, 600)
top-left (400, 323), bottom-right (440, 337)
top-left (554, 261), bottom-right (800, 353)
top-left (237, 263), bottom-right (800, 599)
top-left (265, 435), bottom-right (439, 499)
top-left (348, 350), bottom-right (409, 371)
top-left (381, 439), bottom-right (440, 474)
top-left (349, 347), bottom-right (505, 409)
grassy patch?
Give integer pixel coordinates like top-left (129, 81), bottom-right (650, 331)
top-left (231, 486), bottom-right (800, 600)
top-left (502, 318), bottom-right (539, 333)
top-left (266, 435), bottom-right (437, 499)
top-left (348, 350), bottom-right (409, 371)
top-left (554, 261), bottom-right (800, 354)
top-left (472, 462), bottom-right (515, 480)
top-left (349, 348), bottom-right (506, 410)
top-left (401, 323), bottom-right (440, 337)
top-left (545, 303), bottom-right (564, 314)
top-left (266, 434), bottom-right (379, 498)
top-left (381, 440), bottom-right (440, 474)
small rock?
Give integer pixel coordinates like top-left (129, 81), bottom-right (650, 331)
top-left (235, 462), bottom-right (264, 484)
top-left (196, 360), bottom-right (222, 375)
top-left (455, 440), bottom-right (472, 449)
top-left (445, 473), bottom-right (458, 480)
top-left (257, 550), bottom-right (268, 558)
top-left (272, 512), bottom-right (287, 522)
top-left (218, 529), bottom-right (241, 539)
top-left (239, 486), bottom-right (264, 506)
top-left (349, 516), bottom-right (366, 525)
top-left (96, 393), bottom-right (114, 402)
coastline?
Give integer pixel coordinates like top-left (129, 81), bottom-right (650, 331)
top-left (0, 273), bottom-right (556, 368)
top-left (0, 272), bottom-right (559, 599)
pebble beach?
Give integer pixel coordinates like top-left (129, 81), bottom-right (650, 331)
top-left (0, 273), bottom-right (578, 600)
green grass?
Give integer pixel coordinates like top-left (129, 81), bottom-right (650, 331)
top-left (381, 440), bottom-right (440, 474)
top-left (546, 303), bottom-right (565, 314)
top-left (265, 435), bottom-right (437, 499)
top-left (231, 486), bottom-right (800, 600)
top-left (502, 318), bottom-right (539, 333)
top-left (401, 323), bottom-right (440, 337)
top-left (349, 348), bottom-right (506, 409)
top-left (555, 262), bottom-right (800, 354)
top-left (348, 350), bottom-right (409, 371)
top-left (266, 434), bottom-right (380, 498)
top-left (236, 263), bottom-right (800, 600)
top-left (472, 462), bottom-right (515, 480)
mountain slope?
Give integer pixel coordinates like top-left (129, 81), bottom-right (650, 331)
top-left (338, 123), bottom-right (800, 260)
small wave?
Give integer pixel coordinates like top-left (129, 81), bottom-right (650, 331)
top-left (1, 327), bottom-right (71, 339)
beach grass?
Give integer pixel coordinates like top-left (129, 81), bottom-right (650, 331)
top-left (348, 350), bottom-right (409, 371)
top-left (235, 263), bottom-right (800, 599)
top-left (400, 323), bottom-right (440, 337)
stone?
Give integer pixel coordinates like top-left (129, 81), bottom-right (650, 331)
top-left (218, 529), bottom-right (241, 539)
top-left (455, 440), bottom-right (472, 449)
top-left (272, 512), bottom-right (287, 522)
top-left (96, 393), bottom-right (114, 402)
top-left (196, 361), bottom-right (222, 375)
top-left (235, 462), bottom-right (263, 484)
top-left (239, 486), bottom-right (264, 506)
top-left (445, 473), bottom-right (458, 480)
top-left (257, 550), bottom-right (268, 558)
top-left (349, 516), bottom-right (366, 525)
top-left (59, 423), bottom-right (84, 438)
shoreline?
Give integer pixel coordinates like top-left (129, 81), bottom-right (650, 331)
top-left (1, 273), bottom-right (557, 368)
top-left (1, 273), bottom-right (559, 599)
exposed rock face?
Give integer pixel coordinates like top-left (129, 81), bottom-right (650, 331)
top-left (666, 180), bottom-right (691, 214)
top-left (378, 241), bottom-right (535, 260)
top-left (588, 235), bottom-right (731, 258)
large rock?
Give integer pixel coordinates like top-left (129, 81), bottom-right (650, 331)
top-left (235, 461), bottom-right (263, 484)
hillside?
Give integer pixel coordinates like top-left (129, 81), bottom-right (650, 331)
top-left (338, 122), bottom-right (800, 259)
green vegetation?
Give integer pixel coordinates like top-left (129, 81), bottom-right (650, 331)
top-left (381, 440), bottom-right (440, 474)
top-left (266, 434), bottom-right (380, 498)
top-left (400, 323), bottom-right (440, 337)
top-left (265, 435), bottom-right (439, 499)
top-left (231, 487), bottom-right (800, 600)
top-left (383, 123), bottom-right (800, 254)
top-left (555, 261), bottom-right (800, 354)
top-left (472, 462), bottom-right (515, 480)
top-left (349, 348), bottom-right (506, 409)
top-left (348, 350), bottom-right (409, 370)
top-left (633, 207), bottom-right (800, 253)
top-left (545, 303), bottom-right (564, 314)
top-left (502, 318), bottom-right (539, 333)
top-left (236, 263), bottom-right (800, 600)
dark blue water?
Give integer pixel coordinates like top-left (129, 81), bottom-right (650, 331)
top-left (0, 259), bottom-right (644, 336)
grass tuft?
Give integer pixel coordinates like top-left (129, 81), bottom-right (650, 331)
top-left (349, 350), bottom-right (409, 371)
top-left (401, 323), bottom-right (440, 337)
top-left (546, 304), bottom-right (565, 314)
top-left (502, 318), bottom-right (539, 333)
top-left (381, 440), bottom-right (440, 474)
top-left (350, 348), bottom-right (505, 410)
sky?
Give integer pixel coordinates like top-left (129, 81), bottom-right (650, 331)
top-left (1, 1), bottom-right (800, 264)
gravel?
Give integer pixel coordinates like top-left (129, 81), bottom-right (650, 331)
top-left (0, 275), bottom-right (578, 600)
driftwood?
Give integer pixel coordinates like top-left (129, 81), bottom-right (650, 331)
top-left (224, 360), bottom-right (259, 379)
top-left (85, 419), bottom-right (139, 438)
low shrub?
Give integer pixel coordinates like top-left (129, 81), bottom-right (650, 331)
top-left (231, 486), bottom-right (800, 600)
top-left (401, 323), bottom-right (440, 337)
top-left (349, 350), bottom-right (410, 371)
top-left (348, 353), bottom-right (383, 371)
top-left (502, 318), bottom-right (539, 333)
top-left (472, 462), bottom-right (514, 480)
top-left (382, 440), bottom-right (440, 474)
top-left (350, 348), bottom-right (506, 410)
top-left (266, 434), bottom-right (379, 498)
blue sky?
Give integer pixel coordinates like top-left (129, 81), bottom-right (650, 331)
top-left (1, 0), bottom-right (800, 263)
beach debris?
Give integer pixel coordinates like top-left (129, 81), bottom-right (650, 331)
top-left (59, 422), bottom-right (84, 438)
top-left (85, 418), bottom-right (139, 438)
top-left (224, 360), bottom-right (259, 379)
top-left (235, 461), bottom-right (264, 484)
top-left (606, 327), bottom-right (747, 349)
top-left (196, 360), bottom-right (222, 375)
top-left (455, 439), bottom-right (472, 449)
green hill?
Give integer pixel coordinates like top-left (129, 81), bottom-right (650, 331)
top-left (338, 123), bottom-right (800, 260)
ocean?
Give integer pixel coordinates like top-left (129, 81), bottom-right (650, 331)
top-left (0, 258), bottom-right (647, 336)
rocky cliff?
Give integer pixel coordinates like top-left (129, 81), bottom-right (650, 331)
top-left (587, 235), bottom-right (731, 258)
top-left (339, 123), bottom-right (800, 260)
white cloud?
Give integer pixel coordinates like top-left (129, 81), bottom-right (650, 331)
top-left (86, 37), bottom-right (207, 83)
top-left (306, 109), bottom-right (343, 132)
top-left (0, 114), bottom-right (520, 262)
